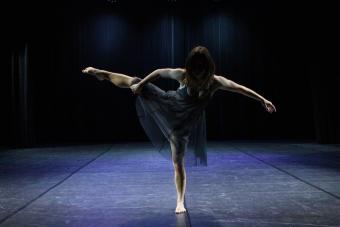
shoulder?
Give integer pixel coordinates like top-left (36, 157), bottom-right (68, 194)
top-left (211, 75), bottom-right (223, 88)
top-left (170, 68), bottom-right (185, 80)
top-left (212, 75), bottom-right (224, 84)
top-left (210, 74), bottom-right (230, 92)
top-left (212, 74), bottom-right (233, 86)
top-left (212, 74), bottom-right (242, 91)
top-left (157, 68), bottom-right (185, 82)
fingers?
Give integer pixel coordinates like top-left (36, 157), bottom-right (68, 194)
top-left (130, 83), bottom-right (143, 95)
top-left (269, 103), bottom-right (276, 113)
top-left (264, 101), bottom-right (277, 114)
top-left (265, 104), bottom-right (275, 114)
top-left (130, 85), bottom-right (140, 95)
top-left (269, 105), bottom-right (276, 113)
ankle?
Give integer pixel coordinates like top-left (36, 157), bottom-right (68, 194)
top-left (177, 200), bottom-right (184, 205)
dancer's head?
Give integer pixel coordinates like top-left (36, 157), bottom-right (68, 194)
top-left (183, 46), bottom-right (215, 90)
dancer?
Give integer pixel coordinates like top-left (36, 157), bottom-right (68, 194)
top-left (82, 46), bottom-right (276, 214)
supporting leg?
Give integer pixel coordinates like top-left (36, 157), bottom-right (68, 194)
top-left (170, 135), bottom-right (188, 214)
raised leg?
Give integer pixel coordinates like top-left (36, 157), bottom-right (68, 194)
top-left (170, 135), bottom-right (188, 214)
top-left (82, 67), bottom-right (138, 88)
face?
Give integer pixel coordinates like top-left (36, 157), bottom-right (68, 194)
top-left (192, 69), bottom-right (206, 80)
top-left (186, 47), bottom-right (215, 85)
top-left (191, 56), bottom-right (207, 79)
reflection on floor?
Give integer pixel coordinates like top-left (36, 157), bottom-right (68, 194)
top-left (1, 141), bottom-right (340, 227)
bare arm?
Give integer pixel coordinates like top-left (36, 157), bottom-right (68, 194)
top-left (138, 68), bottom-right (184, 86)
top-left (131, 68), bottom-right (184, 94)
top-left (215, 75), bottom-right (277, 113)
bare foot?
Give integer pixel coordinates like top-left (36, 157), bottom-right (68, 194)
top-left (175, 203), bottom-right (187, 214)
top-left (82, 67), bottom-right (105, 81)
top-left (82, 67), bottom-right (95, 74)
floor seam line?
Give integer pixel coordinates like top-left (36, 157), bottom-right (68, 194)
top-left (228, 143), bottom-right (340, 201)
top-left (0, 144), bottom-right (113, 225)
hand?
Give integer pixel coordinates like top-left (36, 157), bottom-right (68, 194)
top-left (261, 99), bottom-right (277, 113)
top-left (130, 82), bottom-right (143, 95)
top-left (82, 67), bottom-right (95, 74)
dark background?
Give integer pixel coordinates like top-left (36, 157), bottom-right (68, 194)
top-left (1, 0), bottom-right (339, 148)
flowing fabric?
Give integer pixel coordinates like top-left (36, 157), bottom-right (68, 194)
top-left (131, 77), bottom-right (216, 167)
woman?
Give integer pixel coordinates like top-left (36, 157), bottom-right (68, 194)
top-left (82, 46), bottom-right (276, 214)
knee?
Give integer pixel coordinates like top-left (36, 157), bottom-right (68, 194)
top-left (170, 136), bottom-right (187, 167)
top-left (170, 135), bottom-right (187, 151)
top-left (130, 77), bottom-right (142, 86)
top-left (173, 162), bottom-right (186, 179)
top-left (172, 154), bottom-right (185, 171)
top-left (173, 156), bottom-right (184, 166)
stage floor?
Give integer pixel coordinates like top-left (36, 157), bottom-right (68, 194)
top-left (1, 142), bottom-right (340, 227)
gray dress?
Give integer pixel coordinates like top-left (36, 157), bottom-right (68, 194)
top-left (131, 76), bottom-right (217, 167)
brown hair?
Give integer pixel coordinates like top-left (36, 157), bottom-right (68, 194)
top-left (183, 46), bottom-right (215, 92)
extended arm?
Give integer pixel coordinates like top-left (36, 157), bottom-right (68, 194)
top-left (130, 68), bottom-right (184, 94)
top-left (215, 75), bottom-right (276, 113)
top-left (138, 68), bottom-right (183, 87)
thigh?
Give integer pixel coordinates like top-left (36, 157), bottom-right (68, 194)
top-left (129, 77), bottom-right (142, 86)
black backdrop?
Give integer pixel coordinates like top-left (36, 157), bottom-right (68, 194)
top-left (1, 0), bottom-right (339, 147)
